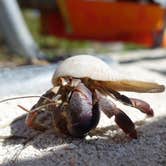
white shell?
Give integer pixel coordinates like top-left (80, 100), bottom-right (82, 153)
top-left (52, 55), bottom-right (164, 93)
top-left (52, 55), bottom-right (122, 84)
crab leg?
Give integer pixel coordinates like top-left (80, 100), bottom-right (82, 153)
top-left (98, 95), bottom-right (137, 139)
top-left (25, 108), bottom-right (47, 131)
top-left (107, 90), bottom-right (154, 117)
top-left (18, 103), bottom-right (58, 131)
top-left (114, 108), bottom-right (137, 139)
top-left (31, 87), bottom-right (58, 110)
top-left (22, 87), bottom-right (60, 131)
top-left (129, 98), bottom-right (154, 116)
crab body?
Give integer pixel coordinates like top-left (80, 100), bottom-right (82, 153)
top-left (26, 55), bottom-right (165, 138)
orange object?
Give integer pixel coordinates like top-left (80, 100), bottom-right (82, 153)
top-left (41, 1), bottom-right (166, 47)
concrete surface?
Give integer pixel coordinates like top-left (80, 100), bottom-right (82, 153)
top-left (0, 50), bottom-right (166, 166)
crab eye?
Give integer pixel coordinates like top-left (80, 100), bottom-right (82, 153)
top-left (58, 77), bottom-right (68, 86)
top-left (68, 77), bottom-right (73, 82)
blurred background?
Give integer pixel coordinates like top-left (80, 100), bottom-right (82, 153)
top-left (0, 0), bottom-right (166, 67)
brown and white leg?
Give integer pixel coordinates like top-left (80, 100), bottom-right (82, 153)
top-left (109, 90), bottom-right (154, 116)
top-left (98, 95), bottom-right (137, 139)
top-left (23, 88), bottom-right (60, 131)
top-left (25, 109), bottom-right (53, 131)
top-left (129, 98), bottom-right (153, 116)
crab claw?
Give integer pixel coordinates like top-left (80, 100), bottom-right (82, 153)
top-left (130, 98), bottom-right (154, 117)
top-left (114, 109), bottom-right (137, 139)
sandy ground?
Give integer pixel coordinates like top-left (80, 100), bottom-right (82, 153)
top-left (0, 49), bottom-right (166, 166)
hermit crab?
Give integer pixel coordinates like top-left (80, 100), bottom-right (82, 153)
top-left (18, 55), bottom-right (165, 138)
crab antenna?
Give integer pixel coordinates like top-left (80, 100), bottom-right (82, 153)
top-left (17, 104), bottom-right (31, 113)
top-left (30, 102), bottom-right (59, 113)
top-left (0, 95), bottom-right (54, 104)
top-left (19, 94), bottom-right (61, 113)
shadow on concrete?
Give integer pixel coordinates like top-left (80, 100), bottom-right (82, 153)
top-left (2, 113), bottom-right (145, 148)
top-left (2, 114), bottom-right (79, 148)
top-left (2, 113), bottom-right (166, 166)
